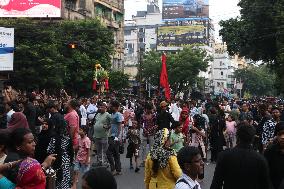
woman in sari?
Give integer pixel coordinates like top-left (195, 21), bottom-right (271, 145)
top-left (4, 128), bottom-right (55, 189)
top-left (144, 128), bottom-right (182, 189)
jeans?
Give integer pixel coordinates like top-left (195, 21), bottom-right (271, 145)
top-left (94, 138), bottom-right (108, 165)
top-left (140, 135), bottom-right (154, 162)
top-left (106, 137), bottom-right (121, 172)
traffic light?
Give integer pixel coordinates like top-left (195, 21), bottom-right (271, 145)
top-left (68, 42), bottom-right (77, 49)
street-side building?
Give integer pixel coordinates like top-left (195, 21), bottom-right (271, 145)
top-left (124, 3), bottom-right (162, 78)
top-left (62, 0), bottom-right (125, 70)
top-left (210, 43), bottom-right (239, 94)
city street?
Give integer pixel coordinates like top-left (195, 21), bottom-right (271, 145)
top-left (114, 151), bottom-right (216, 189)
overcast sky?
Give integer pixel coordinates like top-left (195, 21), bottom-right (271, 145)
top-left (124, 0), bottom-right (240, 40)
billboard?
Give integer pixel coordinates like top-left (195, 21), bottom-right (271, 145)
top-left (0, 0), bottom-right (61, 17)
top-left (162, 0), bottom-right (209, 20)
top-left (0, 27), bottom-right (14, 71)
top-left (157, 21), bottom-right (209, 50)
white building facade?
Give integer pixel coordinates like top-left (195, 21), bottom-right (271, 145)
top-left (210, 43), bottom-right (238, 94)
top-left (124, 4), bottom-right (162, 78)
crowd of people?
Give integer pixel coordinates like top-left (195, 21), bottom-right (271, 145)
top-left (0, 85), bottom-right (283, 189)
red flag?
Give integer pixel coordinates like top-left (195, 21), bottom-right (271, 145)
top-left (160, 53), bottom-right (170, 100)
top-left (105, 79), bottom-right (109, 90)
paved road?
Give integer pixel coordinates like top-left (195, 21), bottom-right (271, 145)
top-left (80, 148), bottom-right (215, 189)
top-left (115, 153), bottom-right (216, 189)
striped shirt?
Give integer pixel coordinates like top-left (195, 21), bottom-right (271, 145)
top-left (175, 173), bottom-right (201, 189)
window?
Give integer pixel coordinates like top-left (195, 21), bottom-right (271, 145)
top-left (150, 44), bottom-right (156, 50)
top-left (66, 0), bottom-right (76, 10)
top-left (127, 43), bottom-right (133, 49)
top-left (79, 0), bottom-right (85, 8)
top-left (124, 30), bottom-right (131, 35)
top-left (139, 38), bottom-right (144, 43)
top-left (221, 71), bottom-right (223, 76)
top-left (219, 61), bottom-right (223, 66)
top-left (139, 28), bottom-right (144, 33)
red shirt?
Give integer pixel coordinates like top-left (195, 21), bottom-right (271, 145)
top-left (64, 110), bottom-right (80, 147)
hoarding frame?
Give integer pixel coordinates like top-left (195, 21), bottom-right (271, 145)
top-left (0, 27), bottom-right (14, 71)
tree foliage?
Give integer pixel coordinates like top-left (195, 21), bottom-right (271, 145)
top-left (234, 65), bottom-right (276, 96)
top-left (0, 18), bottom-right (114, 95)
top-left (219, 0), bottom-right (284, 93)
top-left (108, 71), bottom-right (130, 91)
top-left (141, 47), bottom-right (211, 93)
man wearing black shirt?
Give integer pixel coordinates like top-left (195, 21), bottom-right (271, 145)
top-left (264, 122), bottom-right (284, 189)
top-left (210, 123), bottom-right (271, 189)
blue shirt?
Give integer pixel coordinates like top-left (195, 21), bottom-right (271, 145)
top-left (0, 176), bottom-right (16, 189)
top-left (110, 112), bottom-right (123, 137)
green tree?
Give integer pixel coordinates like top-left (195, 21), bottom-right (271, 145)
top-left (108, 71), bottom-right (130, 91)
top-left (141, 47), bottom-right (211, 94)
top-left (219, 0), bottom-right (284, 93)
top-left (234, 65), bottom-right (276, 96)
top-left (0, 18), bottom-right (114, 95)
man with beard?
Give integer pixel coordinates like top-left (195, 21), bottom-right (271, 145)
top-left (93, 102), bottom-right (111, 166)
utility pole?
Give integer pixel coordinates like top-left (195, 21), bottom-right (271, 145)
top-left (139, 46), bottom-right (143, 99)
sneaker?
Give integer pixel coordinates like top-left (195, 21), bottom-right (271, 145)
top-left (116, 171), bottom-right (122, 175)
top-left (135, 168), bottom-right (140, 173)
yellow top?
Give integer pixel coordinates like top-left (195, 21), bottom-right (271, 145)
top-left (144, 154), bottom-right (182, 189)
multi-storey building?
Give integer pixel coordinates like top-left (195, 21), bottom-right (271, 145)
top-left (210, 43), bottom-right (239, 94)
top-left (124, 4), bottom-right (161, 78)
top-left (62, 0), bottom-right (125, 70)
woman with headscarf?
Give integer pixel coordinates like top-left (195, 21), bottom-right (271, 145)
top-left (47, 115), bottom-right (74, 189)
top-left (144, 128), bottom-right (182, 189)
top-left (179, 108), bottom-right (191, 144)
top-left (35, 118), bottom-right (53, 164)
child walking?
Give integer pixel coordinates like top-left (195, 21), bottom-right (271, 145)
top-left (126, 120), bottom-right (141, 172)
top-left (73, 126), bottom-right (91, 189)
top-left (170, 121), bottom-right (185, 152)
top-left (224, 115), bottom-right (237, 148)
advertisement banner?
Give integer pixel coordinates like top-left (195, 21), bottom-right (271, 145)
top-left (0, 0), bottom-right (61, 17)
top-left (157, 22), bottom-right (208, 49)
top-left (162, 0), bottom-right (209, 20)
top-left (0, 27), bottom-right (14, 71)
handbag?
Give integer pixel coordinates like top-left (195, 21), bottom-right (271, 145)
top-left (119, 144), bottom-right (124, 154)
top-left (45, 167), bottom-right (56, 189)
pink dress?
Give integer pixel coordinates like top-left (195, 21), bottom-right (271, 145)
top-left (76, 136), bottom-right (91, 163)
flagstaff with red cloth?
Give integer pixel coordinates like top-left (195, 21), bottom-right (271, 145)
top-left (160, 53), bottom-right (171, 100)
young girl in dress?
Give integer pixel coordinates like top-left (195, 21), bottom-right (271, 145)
top-left (224, 115), bottom-right (237, 149)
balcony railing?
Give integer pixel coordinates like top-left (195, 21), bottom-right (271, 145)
top-left (94, 0), bottom-right (123, 11)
